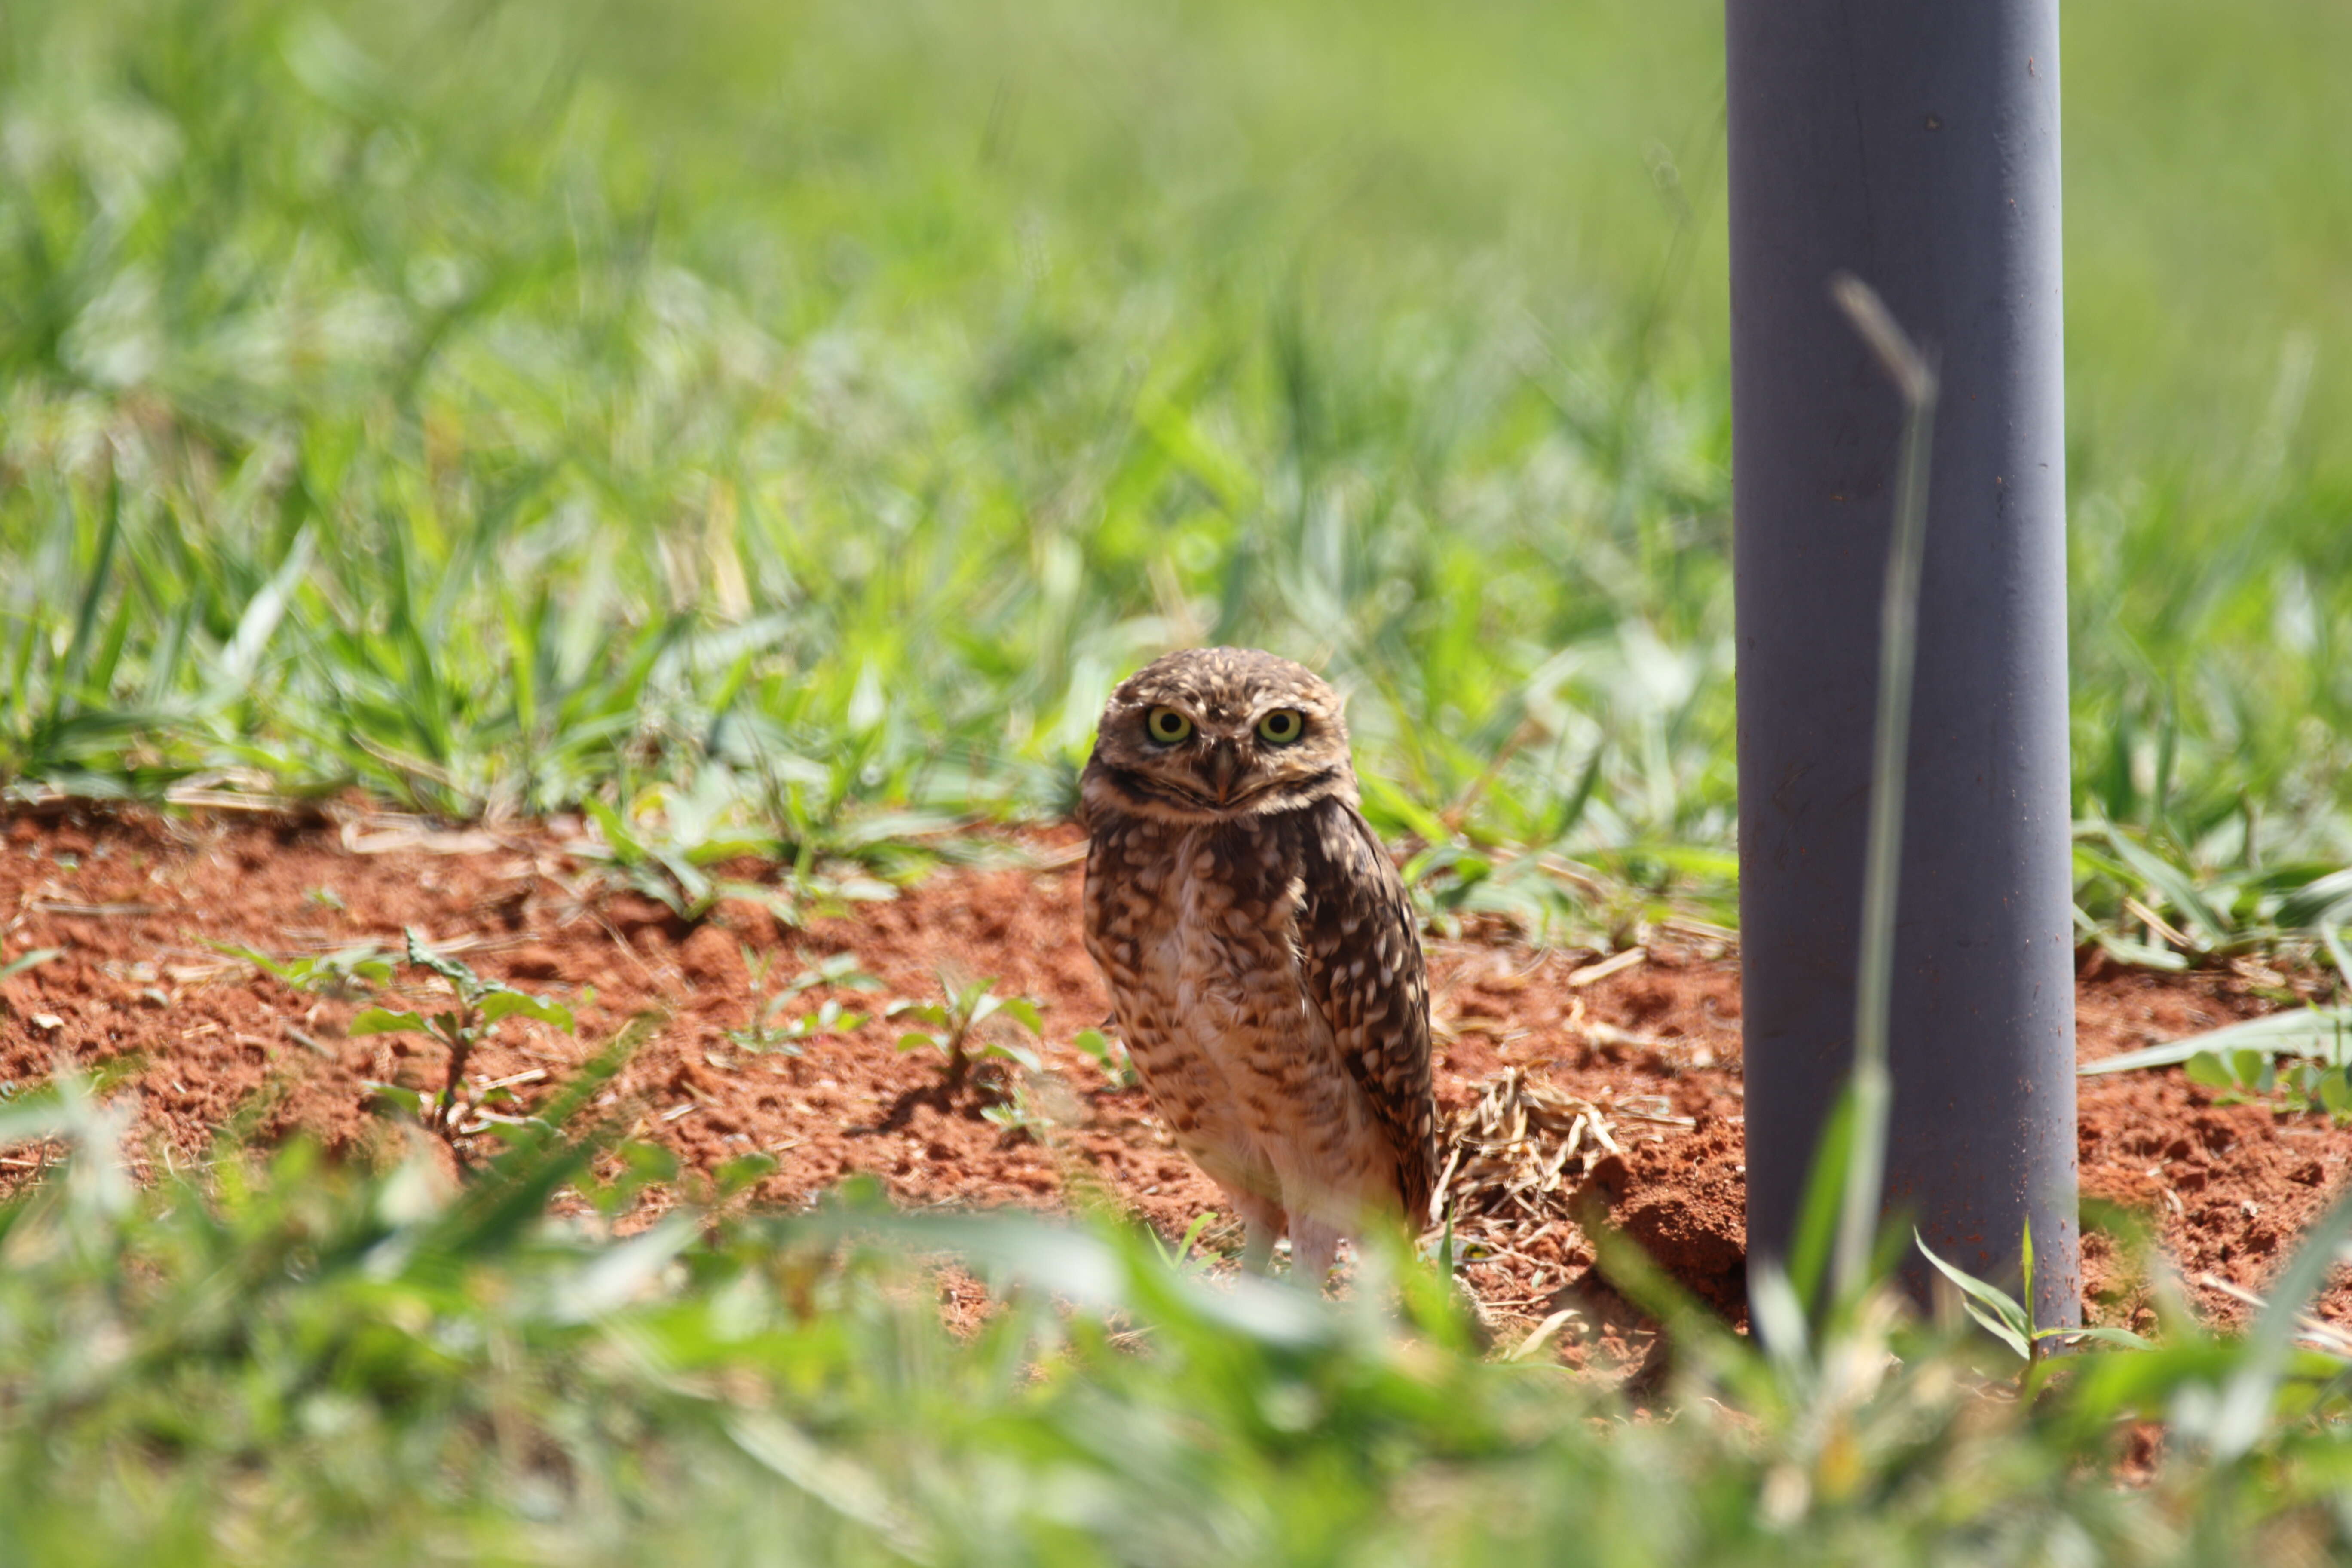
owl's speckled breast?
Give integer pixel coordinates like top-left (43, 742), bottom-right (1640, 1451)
top-left (1085, 806), bottom-right (1393, 1219)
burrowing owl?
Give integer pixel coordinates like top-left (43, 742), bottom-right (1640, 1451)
top-left (1080, 647), bottom-right (1436, 1286)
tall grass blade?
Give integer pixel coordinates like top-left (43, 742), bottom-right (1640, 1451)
top-left (1826, 272), bottom-right (1939, 1306)
top-left (2079, 1006), bottom-right (2352, 1075)
top-left (2206, 1182), bottom-right (2352, 1459)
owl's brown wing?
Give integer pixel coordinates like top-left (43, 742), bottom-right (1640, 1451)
top-left (1295, 799), bottom-right (1438, 1228)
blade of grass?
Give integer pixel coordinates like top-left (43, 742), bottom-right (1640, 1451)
top-left (2079, 1006), bottom-right (2352, 1075)
top-left (1826, 272), bottom-right (1939, 1307)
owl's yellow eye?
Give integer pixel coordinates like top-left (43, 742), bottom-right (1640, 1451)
top-left (1256, 709), bottom-right (1305, 745)
top-left (1145, 707), bottom-right (1194, 744)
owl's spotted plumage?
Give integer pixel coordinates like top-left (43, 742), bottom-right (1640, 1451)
top-left (1079, 647), bottom-right (1437, 1285)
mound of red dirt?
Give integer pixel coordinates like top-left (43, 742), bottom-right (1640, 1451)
top-left (2, 805), bottom-right (2346, 1361)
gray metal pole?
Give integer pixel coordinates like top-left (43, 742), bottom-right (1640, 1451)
top-left (1728, 0), bottom-right (2080, 1324)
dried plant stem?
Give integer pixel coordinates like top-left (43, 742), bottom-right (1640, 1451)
top-left (1828, 273), bottom-right (1940, 1305)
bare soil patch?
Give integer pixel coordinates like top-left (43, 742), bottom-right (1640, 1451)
top-left (3, 806), bottom-right (2346, 1362)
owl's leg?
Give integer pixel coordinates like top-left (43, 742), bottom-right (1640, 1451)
top-left (1289, 1217), bottom-right (1343, 1292)
top-left (1240, 1219), bottom-right (1277, 1275)
top-left (1228, 1190), bottom-right (1285, 1275)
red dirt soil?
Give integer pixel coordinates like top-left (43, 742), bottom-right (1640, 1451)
top-left (3, 805), bottom-right (2347, 1361)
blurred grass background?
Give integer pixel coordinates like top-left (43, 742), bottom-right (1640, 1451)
top-left (1, 0), bottom-right (2347, 903)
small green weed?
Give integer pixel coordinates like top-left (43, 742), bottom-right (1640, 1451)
top-left (890, 974), bottom-right (1043, 1089)
top-left (350, 929), bottom-right (575, 1147)
top-left (2185, 1046), bottom-right (2352, 1121)
top-left (1070, 1025), bottom-right (1136, 1090)
top-left (726, 950), bottom-right (879, 1056)
top-left (1916, 1224), bottom-right (2154, 1367)
top-left (211, 940), bottom-right (393, 1002)
top-left (1147, 1210), bottom-right (1220, 1275)
top-left (979, 1078), bottom-right (1051, 1143)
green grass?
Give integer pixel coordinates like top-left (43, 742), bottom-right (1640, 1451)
top-left (6, 0), bottom-right (2342, 934)
top-left (6, 1068), bottom-right (2352, 1567)
top-left (8, 0), bottom-right (2352, 1559)
top-left (0, 0), bottom-right (1739, 900)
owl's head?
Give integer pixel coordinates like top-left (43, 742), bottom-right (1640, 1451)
top-left (1083, 647), bottom-right (1356, 822)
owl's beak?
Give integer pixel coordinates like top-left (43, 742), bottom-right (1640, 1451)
top-left (1202, 740), bottom-right (1243, 803)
